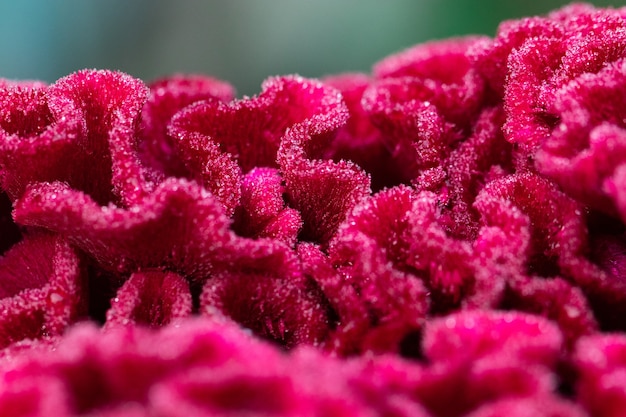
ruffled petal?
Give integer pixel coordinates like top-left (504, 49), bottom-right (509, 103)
top-left (104, 271), bottom-right (192, 329)
top-left (277, 88), bottom-right (370, 245)
top-left (406, 191), bottom-right (498, 311)
top-left (476, 173), bottom-right (626, 331)
top-left (478, 173), bottom-right (588, 278)
top-left (374, 36), bottom-right (487, 126)
top-left (575, 334), bottom-right (626, 417)
top-left (362, 77), bottom-right (453, 181)
top-left (536, 62), bottom-right (626, 217)
top-left (14, 178), bottom-right (294, 283)
top-left (54, 69), bottom-right (150, 205)
top-left (200, 264), bottom-right (331, 349)
top-left (470, 16), bottom-right (563, 97)
top-left (422, 107), bottom-right (512, 241)
top-left (0, 70), bottom-right (151, 206)
top-left (464, 396), bottom-right (588, 417)
top-left (232, 167), bottom-right (301, 245)
top-left (139, 74), bottom-right (234, 179)
top-left (168, 75), bottom-right (350, 216)
top-left (502, 36), bottom-right (565, 149)
top-left (297, 243), bottom-right (369, 355)
top-left (0, 82), bottom-right (81, 201)
top-left (0, 234), bottom-right (85, 350)
top-left (329, 188), bottom-right (430, 349)
top-left (323, 73), bottom-right (406, 191)
top-left (423, 310), bottom-right (563, 366)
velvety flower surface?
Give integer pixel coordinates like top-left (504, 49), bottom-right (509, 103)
top-left (139, 74), bottom-right (235, 180)
top-left (4, 2), bottom-right (626, 415)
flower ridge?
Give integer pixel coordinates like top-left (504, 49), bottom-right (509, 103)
top-left (2, 3), bottom-right (626, 415)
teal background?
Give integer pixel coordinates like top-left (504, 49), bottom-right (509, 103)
top-left (1, 1), bottom-right (624, 95)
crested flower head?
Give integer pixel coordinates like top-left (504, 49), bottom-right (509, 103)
top-left (2, 3), bottom-right (626, 415)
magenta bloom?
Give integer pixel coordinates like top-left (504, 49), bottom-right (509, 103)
top-left (4, 3), bottom-right (626, 415)
top-left (104, 271), bottom-right (192, 329)
top-left (575, 334), bottom-right (626, 417)
top-left (0, 233), bottom-right (85, 352)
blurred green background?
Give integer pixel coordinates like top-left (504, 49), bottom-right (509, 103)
top-left (1, 1), bottom-right (624, 96)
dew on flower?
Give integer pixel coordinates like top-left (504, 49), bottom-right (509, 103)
top-left (2, 3), bottom-right (626, 415)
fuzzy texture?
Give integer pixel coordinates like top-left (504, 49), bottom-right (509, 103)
top-left (1, 3), bottom-right (626, 416)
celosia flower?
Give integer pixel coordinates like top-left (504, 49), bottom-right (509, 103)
top-left (138, 74), bottom-right (235, 190)
top-left (575, 334), bottom-right (626, 417)
top-left (0, 70), bottom-right (151, 206)
top-left (232, 167), bottom-right (302, 245)
top-left (323, 73), bottom-right (406, 192)
top-left (0, 233), bottom-right (85, 352)
top-left (14, 178), bottom-right (295, 282)
top-left (5, 2), bottom-right (626, 414)
top-left (104, 271), bottom-right (192, 329)
top-left (463, 397), bottom-right (588, 417)
top-left (200, 268), bottom-right (330, 349)
top-left (412, 310), bottom-right (569, 416)
top-left (0, 318), bottom-right (435, 416)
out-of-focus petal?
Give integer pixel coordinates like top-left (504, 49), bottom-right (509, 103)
top-left (0, 318), bottom-right (436, 416)
top-left (464, 396), bottom-right (589, 417)
top-left (575, 334), bottom-right (626, 417)
top-left (503, 276), bottom-right (597, 348)
top-left (423, 310), bottom-right (563, 367)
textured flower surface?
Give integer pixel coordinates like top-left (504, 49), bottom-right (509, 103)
top-left (3, 2), bottom-right (626, 415)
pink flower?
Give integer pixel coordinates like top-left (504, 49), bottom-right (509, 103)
top-left (232, 167), bottom-right (301, 245)
top-left (412, 310), bottom-right (566, 416)
top-left (5, 3), bottom-right (626, 414)
top-left (139, 74), bottom-right (235, 180)
top-left (575, 334), bottom-right (626, 417)
top-left (0, 233), bottom-right (85, 352)
top-left (0, 318), bottom-right (434, 416)
top-left (14, 178), bottom-right (294, 282)
top-left (200, 266), bottom-right (330, 349)
top-left (0, 70), bottom-right (151, 206)
top-left (104, 271), bottom-right (192, 329)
